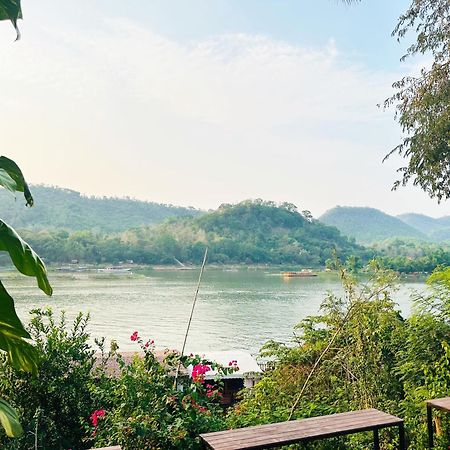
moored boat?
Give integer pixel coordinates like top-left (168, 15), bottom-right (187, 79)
top-left (281, 270), bottom-right (317, 278)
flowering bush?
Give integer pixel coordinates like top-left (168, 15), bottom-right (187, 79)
top-left (0, 313), bottom-right (240, 449)
top-left (90, 331), bottom-right (237, 450)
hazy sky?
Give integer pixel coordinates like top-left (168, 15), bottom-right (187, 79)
top-left (0, 0), bottom-right (447, 218)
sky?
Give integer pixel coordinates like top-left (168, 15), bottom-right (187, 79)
top-left (0, 0), bottom-right (448, 218)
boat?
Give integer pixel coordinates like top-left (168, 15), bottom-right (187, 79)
top-left (97, 267), bottom-right (132, 274)
top-left (281, 270), bottom-right (317, 278)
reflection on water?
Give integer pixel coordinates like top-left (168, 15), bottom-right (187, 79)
top-left (6, 270), bottom-right (424, 354)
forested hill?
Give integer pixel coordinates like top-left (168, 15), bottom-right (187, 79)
top-left (23, 200), bottom-right (371, 266)
top-left (319, 206), bottom-right (427, 244)
top-left (397, 213), bottom-right (450, 241)
top-left (0, 185), bottom-right (200, 232)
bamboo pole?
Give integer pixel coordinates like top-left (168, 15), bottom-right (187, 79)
top-left (173, 248), bottom-right (208, 388)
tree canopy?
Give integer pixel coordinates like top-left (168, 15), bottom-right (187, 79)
top-left (384, 0), bottom-right (450, 201)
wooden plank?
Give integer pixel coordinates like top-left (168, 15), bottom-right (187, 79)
top-left (201, 409), bottom-right (403, 450)
top-left (426, 397), bottom-right (450, 412)
top-left (89, 447), bottom-right (121, 450)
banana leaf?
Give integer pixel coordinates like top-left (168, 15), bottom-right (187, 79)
top-left (0, 398), bottom-right (22, 437)
top-left (0, 0), bottom-right (22, 40)
top-left (0, 156), bottom-right (32, 206)
top-left (0, 221), bottom-right (52, 295)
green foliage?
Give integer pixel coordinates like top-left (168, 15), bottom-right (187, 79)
top-left (228, 266), bottom-right (450, 449)
top-left (0, 309), bottom-right (97, 449)
top-left (0, 310), bottom-right (232, 449)
top-left (91, 337), bottom-right (229, 450)
top-left (0, 221), bottom-right (52, 295)
top-left (0, 185), bottom-right (200, 233)
top-left (0, 0), bottom-right (21, 40)
top-left (0, 399), bottom-right (22, 440)
top-left (0, 157), bottom-right (52, 439)
top-left (373, 238), bottom-right (450, 273)
top-left (384, 0), bottom-right (450, 201)
top-left (19, 200), bottom-right (370, 266)
top-left (0, 157), bottom-right (32, 207)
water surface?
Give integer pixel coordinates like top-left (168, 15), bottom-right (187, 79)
top-left (6, 270), bottom-right (424, 354)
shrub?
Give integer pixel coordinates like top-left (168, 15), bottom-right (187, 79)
top-left (0, 311), bottom-right (233, 449)
top-left (0, 308), bottom-right (96, 449)
top-left (227, 267), bottom-right (450, 449)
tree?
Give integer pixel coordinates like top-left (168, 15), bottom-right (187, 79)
top-left (343, 1), bottom-right (450, 201)
top-left (0, 0), bottom-right (21, 40)
top-left (383, 0), bottom-right (450, 202)
top-left (0, 157), bottom-right (52, 438)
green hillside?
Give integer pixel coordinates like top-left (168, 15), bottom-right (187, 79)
top-left (372, 237), bottom-right (450, 273)
top-left (319, 206), bottom-right (427, 244)
top-left (398, 213), bottom-right (450, 241)
top-left (0, 185), bottom-right (200, 232)
top-left (22, 200), bottom-right (370, 266)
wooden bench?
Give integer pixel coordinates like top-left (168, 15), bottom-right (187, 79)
top-left (89, 446), bottom-right (121, 450)
top-left (200, 408), bottom-right (406, 449)
top-left (426, 396), bottom-right (450, 448)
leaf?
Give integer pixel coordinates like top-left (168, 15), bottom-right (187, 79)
top-left (0, 331), bottom-right (39, 374)
top-left (0, 281), bottom-right (30, 340)
top-left (0, 170), bottom-right (17, 196)
top-left (0, 0), bottom-right (22, 41)
top-left (0, 280), bottom-right (39, 374)
top-left (0, 156), bottom-right (33, 206)
top-left (0, 221), bottom-right (52, 296)
top-left (0, 398), bottom-right (23, 438)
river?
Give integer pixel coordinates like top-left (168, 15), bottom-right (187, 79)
top-left (6, 269), bottom-right (425, 355)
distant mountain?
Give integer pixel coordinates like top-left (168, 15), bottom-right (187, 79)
top-left (319, 206), bottom-right (427, 244)
top-left (0, 185), bottom-right (201, 233)
top-left (24, 200), bottom-right (371, 265)
top-left (397, 213), bottom-right (450, 241)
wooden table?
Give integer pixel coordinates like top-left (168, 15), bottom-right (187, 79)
top-left (200, 408), bottom-right (406, 450)
top-left (426, 397), bottom-right (450, 448)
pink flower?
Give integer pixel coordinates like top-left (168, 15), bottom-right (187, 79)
top-left (90, 409), bottom-right (106, 427)
top-left (192, 364), bottom-right (211, 383)
top-left (130, 331), bottom-right (139, 341)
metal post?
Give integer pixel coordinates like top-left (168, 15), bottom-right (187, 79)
top-left (373, 428), bottom-right (380, 450)
top-left (399, 422), bottom-right (406, 450)
top-left (427, 404), bottom-right (434, 448)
